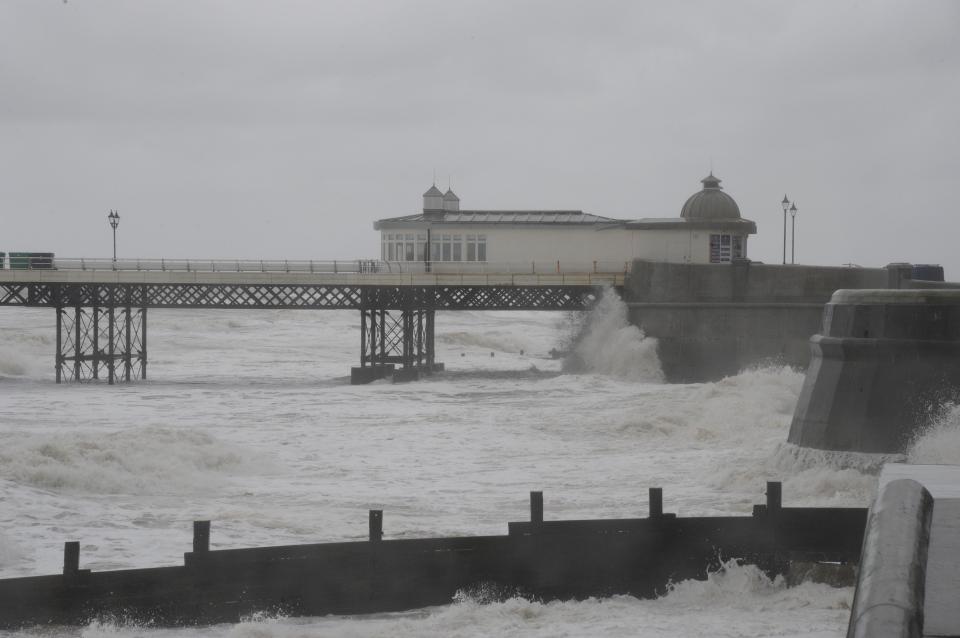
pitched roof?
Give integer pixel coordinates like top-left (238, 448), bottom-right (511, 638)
top-left (374, 210), bottom-right (624, 229)
top-left (626, 217), bottom-right (757, 233)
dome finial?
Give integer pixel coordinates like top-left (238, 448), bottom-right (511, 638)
top-left (701, 172), bottom-right (722, 189)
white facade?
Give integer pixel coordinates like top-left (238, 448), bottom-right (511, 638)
top-left (374, 178), bottom-right (756, 269)
top-left (380, 226), bottom-right (749, 267)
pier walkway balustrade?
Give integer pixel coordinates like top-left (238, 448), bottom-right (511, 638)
top-left (0, 258), bottom-right (625, 384)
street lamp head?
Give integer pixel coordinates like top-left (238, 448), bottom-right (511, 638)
top-left (790, 202), bottom-right (797, 217)
top-left (781, 195), bottom-right (790, 213)
top-left (108, 210), bottom-right (120, 229)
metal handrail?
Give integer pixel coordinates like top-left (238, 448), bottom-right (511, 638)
top-left (40, 258), bottom-right (631, 275)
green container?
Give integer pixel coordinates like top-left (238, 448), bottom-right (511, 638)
top-left (9, 252), bottom-right (54, 269)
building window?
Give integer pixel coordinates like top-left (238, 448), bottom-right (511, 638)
top-left (387, 230), bottom-right (488, 262)
top-left (416, 234), bottom-right (426, 261)
top-left (466, 234), bottom-right (476, 261)
top-left (441, 235), bottom-right (451, 261)
top-left (710, 234), bottom-right (742, 263)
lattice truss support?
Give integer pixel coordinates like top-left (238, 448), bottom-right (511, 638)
top-left (12, 283), bottom-right (607, 311)
top-left (56, 306), bottom-right (147, 384)
top-left (0, 284), bottom-right (29, 306)
top-left (359, 308), bottom-right (434, 370)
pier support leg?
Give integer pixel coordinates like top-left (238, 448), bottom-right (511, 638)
top-left (55, 307), bottom-right (63, 384)
top-left (351, 306), bottom-right (441, 384)
top-left (91, 305), bottom-right (99, 380)
top-left (108, 301), bottom-right (115, 385)
top-left (53, 302), bottom-right (148, 384)
top-left (141, 307), bottom-right (147, 380)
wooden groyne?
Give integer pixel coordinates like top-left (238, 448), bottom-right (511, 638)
top-left (0, 483), bottom-right (867, 629)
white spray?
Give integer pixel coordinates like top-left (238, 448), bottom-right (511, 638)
top-left (566, 288), bottom-right (664, 382)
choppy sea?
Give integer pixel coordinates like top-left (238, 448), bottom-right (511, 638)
top-left (2, 291), bottom-right (958, 637)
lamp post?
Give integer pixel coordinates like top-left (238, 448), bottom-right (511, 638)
top-left (790, 202), bottom-right (798, 264)
top-left (107, 210), bottom-right (120, 264)
top-left (781, 195), bottom-right (790, 265)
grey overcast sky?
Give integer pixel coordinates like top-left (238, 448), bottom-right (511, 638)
top-left (2, 1), bottom-right (958, 271)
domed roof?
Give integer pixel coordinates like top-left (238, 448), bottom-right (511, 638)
top-left (423, 184), bottom-right (444, 197)
top-left (680, 173), bottom-right (741, 220)
top-left (443, 188), bottom-right (459, 202)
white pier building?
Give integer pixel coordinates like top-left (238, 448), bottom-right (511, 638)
top-left (374, 174), bottom-right (757, 269)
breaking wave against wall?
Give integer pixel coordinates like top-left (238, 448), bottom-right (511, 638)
top-left (908, 402), bottom-right (960, 464)
top-left (563, 288), bottom-right (664, 382)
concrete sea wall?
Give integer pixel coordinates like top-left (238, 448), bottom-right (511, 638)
top-left (788, 289), bottom-right (960, 454)
top-left (623, 260), bottom-right (910, 382)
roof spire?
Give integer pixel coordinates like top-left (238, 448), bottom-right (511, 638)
top-left (701, 173), bottom-right (722, 189)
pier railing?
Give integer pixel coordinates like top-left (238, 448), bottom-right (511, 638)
top-left (35, 258), bottom-right (631, 275)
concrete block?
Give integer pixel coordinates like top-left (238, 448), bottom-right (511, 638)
top-left (789, 290), bottom-right (960, 454)
top-left (350, 365), bottom-right (395, 385)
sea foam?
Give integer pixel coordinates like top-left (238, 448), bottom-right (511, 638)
top-left (0, 427), bottom-right (259, 496)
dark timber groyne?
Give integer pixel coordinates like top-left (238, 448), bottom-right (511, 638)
top-left (0, 484), bottom-right (866, 629)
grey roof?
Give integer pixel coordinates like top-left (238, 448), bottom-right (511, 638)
top-left (443, 189), bottom-right (460, 201)
top-left (681, 173), bottom-right (742, 220)
top-left (626, 217), bottom-right (757, 233)
top-left (423, 185), bottom-right (444, 197)
top-left (375, 210), bottom-right (624, 229)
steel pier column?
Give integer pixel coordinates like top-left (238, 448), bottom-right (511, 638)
top-left (141, 307), bottom-right (147, 380)
top-left (91, 304), bottom-right (100, 380)
top-left (73, 304), bottom-right (82, 382)
top-left (107, 303), bottom-right (115, 385)
top-left (55, 306), bottom-right (63, 384)
top-left (124, 306), bottom-right (132, 382)
top-left (360, 309), bottom-right (368, 368)
top-left (426, 310), bottom-right (435, 368)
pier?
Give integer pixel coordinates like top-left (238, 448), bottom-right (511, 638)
top-left (0, 258), bottom-right (623, 384)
